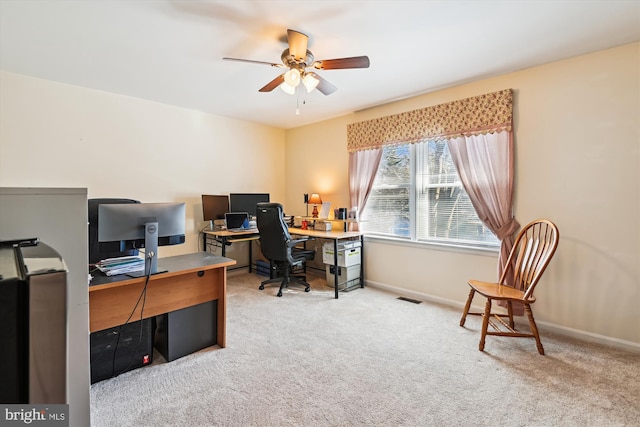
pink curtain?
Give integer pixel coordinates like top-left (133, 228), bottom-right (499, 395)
top-left (447, 131), bottom-right (520, 285)
top-left (348, 149), bottom-right (383, 231)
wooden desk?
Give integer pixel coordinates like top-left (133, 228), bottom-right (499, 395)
top-left (89, 253), bottom-right (236, 348)
top-left (204, 227), bottom-right (363, 299)
top-left (289, 227), bottom-right (362, 241)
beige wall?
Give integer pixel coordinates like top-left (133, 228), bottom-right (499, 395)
top-left (285, 43), bottom-right (640, 347)
top-left (0, 71), bottom-right (286, 257)
top-left (284, 114), bottom-right (353, 216)
top-left (0, 43), bottom-right (637, 349)
top-left (0, 72), bottom-right (285, 423)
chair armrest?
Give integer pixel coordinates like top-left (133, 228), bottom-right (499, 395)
top-left (288, 236), bottom-right (313, 248)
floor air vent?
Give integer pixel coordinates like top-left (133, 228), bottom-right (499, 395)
top-left (397, 296), bottom-right (422, 304)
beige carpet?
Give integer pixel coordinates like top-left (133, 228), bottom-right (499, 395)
top-left (90, 271), bottom-right (640, 426)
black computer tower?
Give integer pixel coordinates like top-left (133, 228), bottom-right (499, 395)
top-left (90, 318), bottom-right (154, 384)
top-left (155, 301), bottom-right (217, 362)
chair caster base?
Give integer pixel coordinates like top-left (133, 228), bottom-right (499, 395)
top-left (259, 274), bottom-right (311, 297)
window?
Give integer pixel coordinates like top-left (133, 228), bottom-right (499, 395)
top-left (361, 140), bottom-right (500, 248)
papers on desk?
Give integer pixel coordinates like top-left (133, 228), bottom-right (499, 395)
top-left (96, 256), bottom-right (145, 276)
top-left (319, 202), bottom-right (331, 219)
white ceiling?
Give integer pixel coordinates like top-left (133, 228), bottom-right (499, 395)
top-left (1, 0), bottom-right (638, 129)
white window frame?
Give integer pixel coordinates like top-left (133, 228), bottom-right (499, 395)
top-left (361, 141), bottom-right (500, 251)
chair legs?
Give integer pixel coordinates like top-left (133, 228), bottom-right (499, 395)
top-left (459, 289), bottom-right (475, 326)
top-left (479, 299), bottom-right (492, 351)
top-left (281, 275), bottom-right (311, 297)
top-left (525, 303), bottom-right (544, 355)
top-left (259, 264), bottom-right (311, 297)
top-left (259, 276), bottom-right (283, 291)
top-left (506, 301), bottom-right (515, 329)
top-left (461, 290), bottom-right (545, 354)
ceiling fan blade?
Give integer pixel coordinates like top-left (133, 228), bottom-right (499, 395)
top-left (287, 29), bottom-right (309, 61)
top-left (223, 57), bottom-right (284, 68)
top-left (308, 72), bottom-right (337, 95)
top-left (258, 74), bottom-right (285, 92)
top-left (313, 56), bottom-right (370, 70)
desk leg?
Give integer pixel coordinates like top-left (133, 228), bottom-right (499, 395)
top-left (221, 236), bottom-right (227, 257)
top-left (333, 239), bottom-right (339, 299)
top-left (248, 240), bottom-right (253, 273)
top-left (360, 234), bottom-right (364, 288)
top-left (217, 268), bottom-right (227, 348)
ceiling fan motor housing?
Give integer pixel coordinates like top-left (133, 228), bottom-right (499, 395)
top-left (281, 48), bottom-right (314, 72)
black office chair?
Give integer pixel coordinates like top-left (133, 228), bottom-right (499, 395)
top-left (256, 202), bottom-right (315, 297)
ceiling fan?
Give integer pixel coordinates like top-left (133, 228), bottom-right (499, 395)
top-left (223, 29), bottom-right (370, 96)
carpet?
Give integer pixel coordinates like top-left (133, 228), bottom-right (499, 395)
top-left (90, 271), bottom-right (640, 426)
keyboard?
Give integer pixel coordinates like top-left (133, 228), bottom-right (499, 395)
top-left (228, 227), bottom-right (257, 233)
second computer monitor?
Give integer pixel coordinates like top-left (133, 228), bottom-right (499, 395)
top-left (202, 195), bottom-right (230, 221)
top-left (229, 193), bottom-right (270, 218)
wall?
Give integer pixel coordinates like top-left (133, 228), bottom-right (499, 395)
top-left (0, 71), bottom-right (286, 257)
top-left (285, 43), bottom-right (640, 348)
top-left (284, 114), bottom-right (353, 215)
top-left (0, 72), bottom-right (286, 423)
top-left (1, 43), bottom-right (637, 350)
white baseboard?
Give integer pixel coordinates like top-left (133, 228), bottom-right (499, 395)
top-left (365, 279), bottom-right (640, 353)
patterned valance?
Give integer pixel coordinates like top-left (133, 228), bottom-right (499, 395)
top-left (347, 89), bottom-right (513, 152)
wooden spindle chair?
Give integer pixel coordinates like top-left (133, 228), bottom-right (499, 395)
top-left (460, 219), bottom-right (559, 354)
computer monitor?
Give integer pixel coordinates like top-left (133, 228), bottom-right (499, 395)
top-left (202, 195), bottom-right (229, 228)
top-left (88, 198), bottom-right (141, 264)
top-left (229, 193), bottom-right (270, 218)
top-left (98, 202), bottom-right (186, 276)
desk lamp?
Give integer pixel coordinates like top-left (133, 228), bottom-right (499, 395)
top-left (308, 193), bottom-right (322, 218)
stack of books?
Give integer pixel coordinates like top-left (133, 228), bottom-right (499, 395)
top-left (96, 256), bottom-right (145, 276)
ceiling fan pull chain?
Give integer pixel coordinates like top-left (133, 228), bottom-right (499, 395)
top-left (296, 88), bottom-right (301, 115)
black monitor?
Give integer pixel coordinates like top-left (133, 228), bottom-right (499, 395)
top-left (202, 195), bottom-right (230, 227)
top-left (88, 198), bottom-right (140, 264)
top-left (98, 202), bottom-right (186, 276)
top-left (229, 193), bottom-right (270, 218)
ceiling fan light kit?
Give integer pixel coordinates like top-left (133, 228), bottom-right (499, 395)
top-left (223, 28), bottom-right (369, 112)
top-left (302, 73), bottom-right (319, 92)
top-left (280, 69), bottom-right (319, 94)
top-left (283, 68), bottom-right (301, 87)
top-left (280, 81), bottom-right (296, 95)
